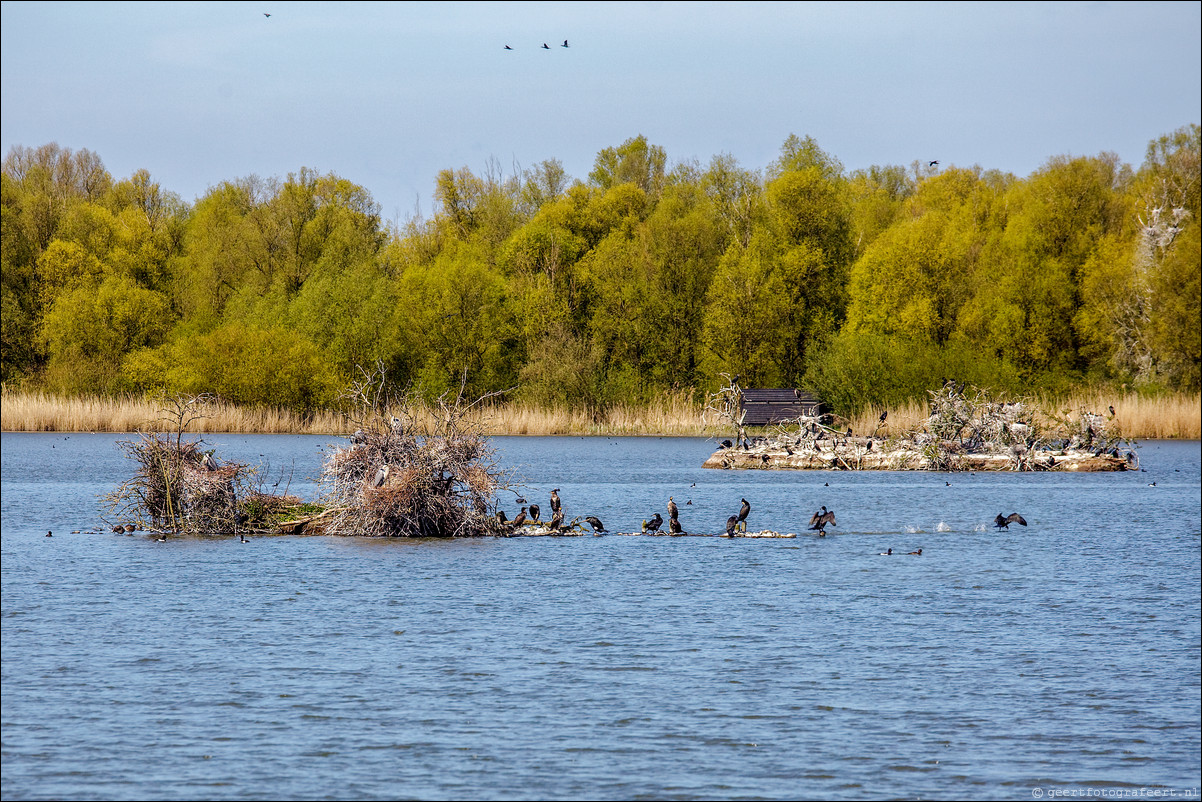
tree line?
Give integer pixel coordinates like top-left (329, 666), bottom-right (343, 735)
top-left (2, 127), bottom-right (1198, 416)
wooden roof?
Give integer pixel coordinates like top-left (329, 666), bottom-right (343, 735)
top-left (739, 388), bottom-right (822, 426)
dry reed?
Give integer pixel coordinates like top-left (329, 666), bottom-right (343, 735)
top-left (2, 389), bottom-right (1197, 439)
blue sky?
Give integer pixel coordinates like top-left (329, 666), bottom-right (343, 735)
top-left (2, 1), bottom-right (1199, 221)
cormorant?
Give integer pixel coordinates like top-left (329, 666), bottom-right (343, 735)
top-left (529, 504), bottom-right (541, 522)
top-left (737, 498), bottom-right (750, 531)
top-left (725, 515), bottom-right (738, 537)
top-left (584, 516), bottom-right (606, 533)
top-left (994, 513), bottom-right (1027, 529)
top-left (548, 510), bottom-right (564, 531)
top-left (644, 513), bottom-right (663, 533)
top-left (667, 496), bottom-right (678, 520)
top-left (809, 506), bottom-right (836, 535)
top-left (512, 507), bottom-right (527, 528)
top-left (550, 489), bottom-right (561, 514)
top-left (669, 517), bottom-right (683, 534)
top-left (496, 510), bottom-right (509, 525)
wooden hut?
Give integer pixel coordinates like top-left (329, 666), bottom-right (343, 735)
top-left (739, 389), bottom-right (823, 426)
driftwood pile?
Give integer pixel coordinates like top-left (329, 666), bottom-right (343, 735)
top-left (705, 382), bottom-right (1136, 472)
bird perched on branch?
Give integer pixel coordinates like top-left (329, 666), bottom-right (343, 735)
top-left (667, 496), bottom-right (679, 520)
top-left (548, 510), bottom-right (564, 532)
top-left (809, 506), bottom-right (836, 535)
top-left (994, 513), bottom-right (1027, 529)
top-left (725, 515), bottom-right (739, 537)
top-left (528, 503), bottom-right (541, 522)
top-left (584, 516), bottom-right (606, 533)
top-left (550, 489), bottom-right (561, 514)
top-left (496, 510), bottom-right (508, 525)
top-left (512, 507), bottom-right (527, 528)
top-left (643, 513), bottom-right (663, 533)
top-left (737, 498), bottom-right (751, 531)
top-left (669, 517), bottom-right (684, 534)
top-left (370, 464), bottom-right (389, 488)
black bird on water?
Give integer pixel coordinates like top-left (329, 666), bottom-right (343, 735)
top-left (584, 516), bottom-right (606, 533)
top-left (725, 515), bottom-right (739, 537)
top-left (994, 513), bottom-right (1027, 529)
top-left (809, 506), bottom-right (836, 535)
top-left (737, 498), bottom-right (751, 531)
top-left (240, 534), bottom-right (250, 543)
top-left (644, 513), bottom-right (663, 533)
top-left (528, 504), bottom-right (541, 522)
top-left (46, 530), bottom-right (53, 537)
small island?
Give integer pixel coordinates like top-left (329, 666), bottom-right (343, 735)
top-left (702, 381), bottom-right (1136, 473)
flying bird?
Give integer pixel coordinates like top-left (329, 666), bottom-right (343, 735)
top-left (504, 45), bottom-right (513, 50)
top-left (264, 13), bottom-right (271, 18)
top-left (542, 42), bottom-right (550, 49)
top-left (994, 513), bottom-right (1027, 529)
top-left (561, 39), bottom-right (569, 47)
top-left (929, 160), bottom-right (939, 167)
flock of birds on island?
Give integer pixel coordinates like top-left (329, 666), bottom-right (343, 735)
top-left (488, 486), bottom-right (1031, 550)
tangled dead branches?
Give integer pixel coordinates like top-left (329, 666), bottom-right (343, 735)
top-left (105, 433), bottom-right (254, 533)
top-left (321, 366), bottom-right (512, 537)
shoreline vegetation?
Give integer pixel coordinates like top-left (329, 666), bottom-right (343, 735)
top-left (3, 389), bottom-right (1199, 440)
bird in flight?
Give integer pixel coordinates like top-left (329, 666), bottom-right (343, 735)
top-left (562, 39), bottom-right (569, 47)
top-left (929, 160), bottom-right (939, 167)
top-left (264, 12), bottom-right (271, 17)
top-left (504, 45), bottom-right (513, 50)
top-left (542, 42), bottom-right (550, 49)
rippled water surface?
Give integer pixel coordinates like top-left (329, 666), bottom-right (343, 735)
top-left (3, 433), bottom-right (1200, 800)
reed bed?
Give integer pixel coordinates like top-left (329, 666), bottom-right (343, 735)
top-left (3, 389), bottom-right (1197, 439)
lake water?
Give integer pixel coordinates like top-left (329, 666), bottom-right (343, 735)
top-left (2, 433), bottom-right (1200, 800)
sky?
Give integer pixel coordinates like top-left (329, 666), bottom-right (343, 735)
top-left (2, 1), bottom-right (1200, 222)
